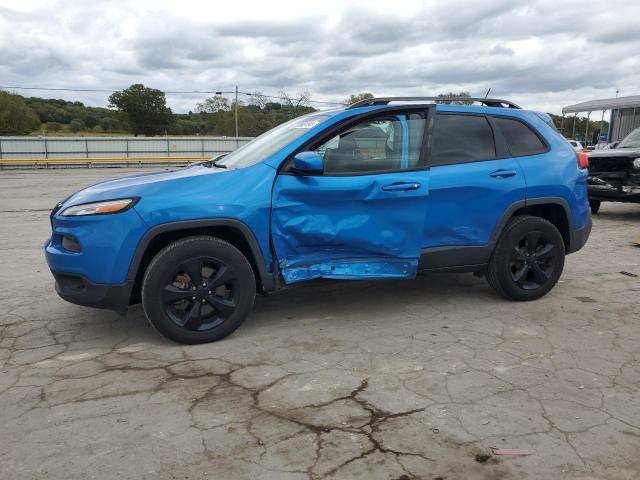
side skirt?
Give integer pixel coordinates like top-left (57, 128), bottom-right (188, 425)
top-left (418, 245), bottom-right (492, 272)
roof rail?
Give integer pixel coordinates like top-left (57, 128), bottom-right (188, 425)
top-left (347, 96), bottom-right (521, 110)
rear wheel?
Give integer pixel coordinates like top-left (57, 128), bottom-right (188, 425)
top-left (486, 216), bottom-right (565, 301)
top-left (142, 236), bottom-right (255, 344)
top-left (589, 200), bottom-right (601, 214)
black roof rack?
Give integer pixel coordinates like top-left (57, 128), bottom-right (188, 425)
top-left (347, 96), bottom-right (521, 110)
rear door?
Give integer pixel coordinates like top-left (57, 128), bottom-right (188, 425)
top-left (420, 112), bottom-right (527, 267)
top-left (271, 107), bottom-right (433, 283)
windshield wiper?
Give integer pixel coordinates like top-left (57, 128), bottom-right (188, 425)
top-left (190, 154), bottom-right (228, 168)
top-left (203, 159), bottom-right (227, 168)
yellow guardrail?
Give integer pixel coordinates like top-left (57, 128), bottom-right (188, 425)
top-left (0, 156), bottom-right (210, 166)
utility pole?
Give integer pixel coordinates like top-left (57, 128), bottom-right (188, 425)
top-left (584, 112), bottom-right (591, 145)
top-left (235, 85), bottom-right (239, 138)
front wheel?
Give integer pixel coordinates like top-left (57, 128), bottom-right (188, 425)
top-left (589, 200), bottom-right (601, 214)
top-left (486, 216), bottom-right (565, 301)
top-left (142, 236), bottom-right (256, 344)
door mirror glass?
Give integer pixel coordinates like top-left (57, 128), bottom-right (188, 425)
top-left (293, 151), bottom-right (324, 175)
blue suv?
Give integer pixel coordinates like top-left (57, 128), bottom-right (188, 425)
top-left (45, 97), bottom-right (592, 344)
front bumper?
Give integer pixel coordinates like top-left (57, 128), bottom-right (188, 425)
top-left (588, 173), bottom-right (640, 203)
top-left (45, 207), bottom-right (148, 283)
top-left (45, 205), bottom-right (149, 313)
top-left (588, 185), bottom-right (640, 203)
top-left (52, 271), bottom-right (132, 314)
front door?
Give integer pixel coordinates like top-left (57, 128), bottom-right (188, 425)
top-left (271, 108), bottom-right (433, 283)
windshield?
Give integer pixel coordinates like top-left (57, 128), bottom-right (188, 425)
top-left (216, 113), bottom-right (332, 168)
top-left (618, 127), bottom-right (640, 148)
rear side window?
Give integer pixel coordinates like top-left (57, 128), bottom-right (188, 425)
top-left (493, 117), bottom-right (547, 157)
top-left (430, 114), bottom-right (496, 166)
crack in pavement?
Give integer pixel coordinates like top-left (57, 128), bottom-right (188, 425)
top-left (2, 170), bottom-right (640, 480)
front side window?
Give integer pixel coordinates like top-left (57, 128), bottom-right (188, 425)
top-left (493, 117), bottom-right (547, 156)
top-left (430, 114), bottom-right (496, 166)
top-left (314, 114), bottom-right (425, 174)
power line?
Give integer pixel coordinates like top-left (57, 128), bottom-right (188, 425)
top-left (0, 85), bottom-right (344, 106)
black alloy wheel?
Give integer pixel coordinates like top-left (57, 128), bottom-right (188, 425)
top-left (142, 236), bottom-right (255, 344)
top-left (486, 216), bottom-right (565, 301)
top-left (162, 257), bottom-right (237, 331)
top-left (508, 231), bottom-right (557, 290)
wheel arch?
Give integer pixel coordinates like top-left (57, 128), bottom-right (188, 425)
top-left (492, 197), bottom-right (573, 252)
top-left (127, 219), bottom-right (275, 305)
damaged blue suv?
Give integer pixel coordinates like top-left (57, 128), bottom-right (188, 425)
top-left (46, 97), bottom-right (591, 344)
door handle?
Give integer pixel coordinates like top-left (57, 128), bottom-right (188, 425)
top-left (489, 169), bottom-right (517, 179)
top-left (382, 182), bottom-right (421, 191)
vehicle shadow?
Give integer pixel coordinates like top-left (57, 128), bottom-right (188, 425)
top-left (243, 272), bottom-right (494, 329)
top-left (593, 203), bottom-right (640, 221)
top-left (120, 272), bottom-right (493, 342)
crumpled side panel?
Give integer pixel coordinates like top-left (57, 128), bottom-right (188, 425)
top-left (271, 171), bottom-right (430, 284)
top-left (281, 258), bottom-right (418, 283)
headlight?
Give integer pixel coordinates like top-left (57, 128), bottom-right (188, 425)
top-left (61, 198), bottom-right (138, 216)
top-left (633, 158), bottom-right (640, 170)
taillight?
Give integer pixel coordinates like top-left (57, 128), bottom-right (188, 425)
top-left (577, 151), bottom-right (589, 169)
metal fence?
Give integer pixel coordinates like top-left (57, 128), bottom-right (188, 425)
top-left (0, 136), bottom-right (253, 169)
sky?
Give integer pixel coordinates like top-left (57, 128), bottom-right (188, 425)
top-left (0, 0), bottom-right (639, 115)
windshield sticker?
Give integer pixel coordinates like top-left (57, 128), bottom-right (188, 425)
top-left (290, 115), bottom-right (330, 129)
top-left (290, 120), bottom-right (323, 129)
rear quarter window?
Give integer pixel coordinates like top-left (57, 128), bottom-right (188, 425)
top-left (493, 117), bottom-right (548, 157)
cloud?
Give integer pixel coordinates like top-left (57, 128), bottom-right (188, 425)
top-left (490, 45), bottom-right (514, 56)
top-left (0, 0), bottom-right (638, 114)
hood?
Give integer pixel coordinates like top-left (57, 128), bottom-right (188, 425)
top-left (57, 161), bottom-right (279, 229)
top-left (62, 165), bottom-right (228, 208)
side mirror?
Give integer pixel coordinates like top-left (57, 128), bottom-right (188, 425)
top-left (293, 151), bottom-right (323, 175)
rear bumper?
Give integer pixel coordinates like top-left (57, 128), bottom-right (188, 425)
top-left (568, 217), bottom-right (592, 254)
top-left (52, 271), bottom-right (132, 314)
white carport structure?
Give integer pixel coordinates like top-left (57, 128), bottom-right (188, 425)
top-left (562, 95), bottom-right (640, 144)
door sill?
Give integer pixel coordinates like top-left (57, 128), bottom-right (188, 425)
top-left (281, 258), bottom-right (419, 284)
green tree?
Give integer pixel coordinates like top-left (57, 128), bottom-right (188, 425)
top-left (248, 91), bottom-right (268, 109)
top-left (45, 122), bottom-right (62, 133)
top-left (279, 90), bottom-right (311, 118)
top-left (435, 91), bottom-right (472, 105)
top-left (547, 113), bottom-right (609, 142)
top-left (109, 84), bottom-right (173, 136)
top-left (69, 118), bottom-right (85, 132)
top-left (196, 95), bottom-right (230, 113)
top-left (0, 92), bottom-right (41, 135)
top-left (344, 92), bottom-right (374, 106)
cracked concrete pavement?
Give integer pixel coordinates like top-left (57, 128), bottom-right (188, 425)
top-left (1, 168), bottom-right (640, 480)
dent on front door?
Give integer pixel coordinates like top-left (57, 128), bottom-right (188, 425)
top-left (272, 172), bottom-right (430, 284)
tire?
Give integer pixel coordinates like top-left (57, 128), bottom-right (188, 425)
top-left (486, 216), bottom-right (565, 301)
top-left (142, 236), bottom-right (256, 344)
top-left (589, 200), bottom-right (601, 214)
